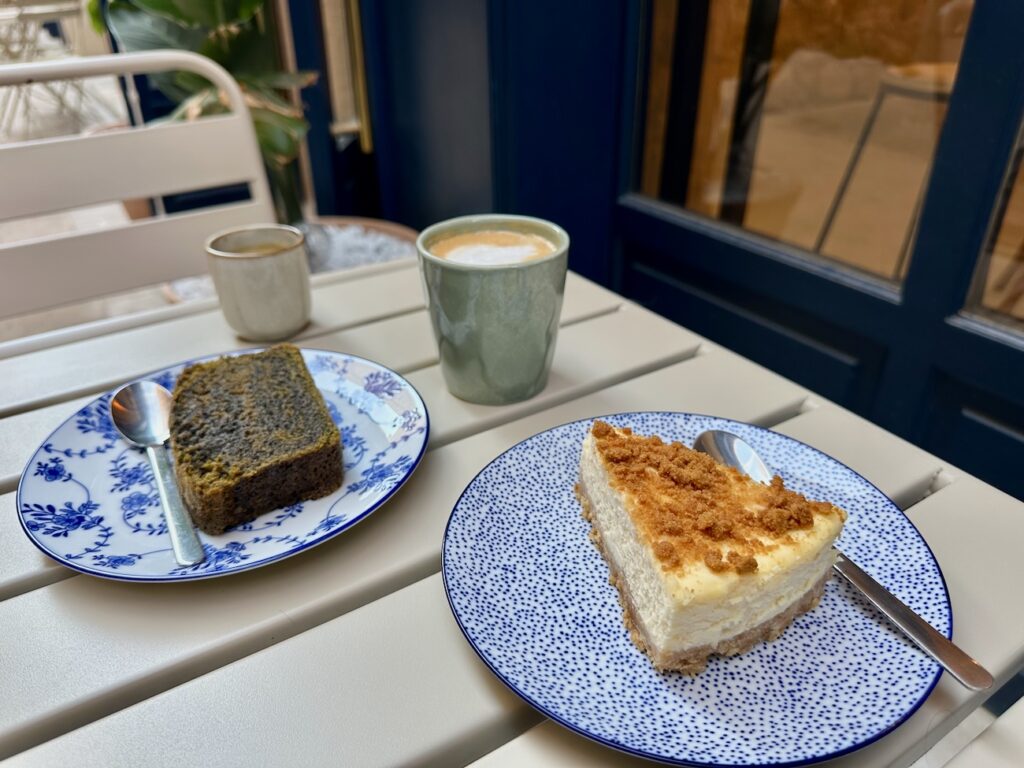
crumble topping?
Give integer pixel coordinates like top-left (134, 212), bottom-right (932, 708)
top-left (590, 420), bottom-right (843, 576)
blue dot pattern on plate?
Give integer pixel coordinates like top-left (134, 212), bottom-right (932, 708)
top-left (442, 412), bottom-right (950, 767)
top-left (17, 348), bottom-right (428, 583)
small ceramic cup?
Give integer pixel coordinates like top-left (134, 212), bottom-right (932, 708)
top-left (206, 224), bottom-right (311, 341)
top-left (417, 214), bottom-right (569, 405)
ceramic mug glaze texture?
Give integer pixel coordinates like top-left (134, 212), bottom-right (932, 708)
top-left (417, 215), bottom-right (569, 405)
top-left (206, 224), bottom-right (312, 342)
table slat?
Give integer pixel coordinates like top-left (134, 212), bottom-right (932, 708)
top-left (4, 575), bottom-right (542, 768)
top-left (408, 304), bottom-right (702, 449)
top-left (0, 262), bottom-right (424, 419)
top-left (944, 695), bottom-right (1024, 768)
top-left (0, 271), bottom-right (617, 419)
top-left (0, 492), bottom-right (64, 601)
top-left (0, 253), bottom-right (411, 362)
top-left (469, 721), bottom-right (645, 767)
top-left (772, 402), bottom-right (946, 509)
top-left (0, 345), bottom-right (807, 759)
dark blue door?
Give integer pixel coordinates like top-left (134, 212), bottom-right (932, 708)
top-left (487, 0), bottom-right (1024, 500)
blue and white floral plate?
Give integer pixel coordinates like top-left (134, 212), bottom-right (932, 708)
top-left (442, 412), bottom-right (951, 767)
top-left (17, 349), bottom-right (429, 582)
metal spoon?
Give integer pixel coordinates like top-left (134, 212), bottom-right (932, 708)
top-left (110, 381), bottom-right (205, 567)
top-left (693, 429), bottom-right (992, 691)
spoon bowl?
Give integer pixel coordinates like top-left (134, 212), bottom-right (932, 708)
top-left (693, 430), bottom-right (772, 484)
top-left (110, 380), bottom-right (173, 446)
top-left (111, 381), bottom-right (205, 567)
top-left (693, 428), bottom-right (992, 691)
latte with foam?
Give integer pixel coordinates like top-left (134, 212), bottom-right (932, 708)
top-left (429, 229), bottom-right (557, 266)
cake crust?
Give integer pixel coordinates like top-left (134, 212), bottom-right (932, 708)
top-left (169, 344), bottom-right (342, 535)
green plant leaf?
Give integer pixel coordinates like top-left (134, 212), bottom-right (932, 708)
top-left (251, 106), bottom-right (307, 167)
top-left (126, 0), bottom-right (203, 27)
top-left (241, 83), bottom-right (304, 118)
top-left (196, 20), bottom-right (274, 74)
top-left (162, 88), bottom-right (226, 121)
top-left (130, 0), bottom-right (263, 29)
top-left (239, 71), bottom-right (319, 90)
top-left (107, 1), bottom-right (208, 101)
top-left (108, 1), bottom-right (207, 50)
top-left (265, 160), bottom-right (304, 224)
top-left (253, 122), bottom-right (298, 167)
top-left (86, 0), bottom-right (106, 34)
top-left (252, 106), bottom-right (309, 139)
top-left (173, 70), bottom-right (214, 95)
top-left (235, 0), bottom-right (264, 23)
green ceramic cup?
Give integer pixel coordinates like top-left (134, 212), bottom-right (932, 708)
top-left (417, 214), bottom-right (570, 405)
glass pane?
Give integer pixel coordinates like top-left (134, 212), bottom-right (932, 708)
top-left (640, 0), bottom-right (973, 281)
top-left (972, 139), bottom-right (1024, 325)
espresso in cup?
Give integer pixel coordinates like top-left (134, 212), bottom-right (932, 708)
top-left (429, 229), bottom-right (557, 266)
top-left (206, 224), bottom-right (311, 342)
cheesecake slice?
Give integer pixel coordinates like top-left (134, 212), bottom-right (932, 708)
top-left (576, 420), bottom-right (845, 674)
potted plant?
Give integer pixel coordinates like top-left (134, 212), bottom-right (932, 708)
top-left (89, 0), bottom-right (316, 223)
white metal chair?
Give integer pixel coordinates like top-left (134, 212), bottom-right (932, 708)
top-left (0, 50), bottom-right (274, 320)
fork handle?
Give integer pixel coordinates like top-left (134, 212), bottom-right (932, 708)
top-left (833, 552), bottom-right (991, 691)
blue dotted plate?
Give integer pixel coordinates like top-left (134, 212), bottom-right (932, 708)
top-left (442, 412), bottom-right (950, 767)
top-left (17, 349), bottom-right (429, 582)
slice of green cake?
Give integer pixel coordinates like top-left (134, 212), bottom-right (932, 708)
top-left (169, 344), bottom-right (342, 535)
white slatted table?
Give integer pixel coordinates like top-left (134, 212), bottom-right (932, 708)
top-left (1, 262), bottom-right (1022, 767)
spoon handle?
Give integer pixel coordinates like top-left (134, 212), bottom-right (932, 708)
top-left (147, 445), bottom-right (205, 567)
top-left (833, 552), bottom-right (992, 690)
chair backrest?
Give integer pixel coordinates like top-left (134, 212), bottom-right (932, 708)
top-left (0, 50), bottom-right (275, 320)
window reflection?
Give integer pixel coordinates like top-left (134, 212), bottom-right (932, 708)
top-left (974, 141), bottom-right (1024, 324)
top-left (641, 0), bottom-right (973, 281)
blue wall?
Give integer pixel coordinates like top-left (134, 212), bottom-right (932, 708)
top-left (362, 0), bottom-right (493, 230)
top-left (360, 0), bottom-right (624, 285)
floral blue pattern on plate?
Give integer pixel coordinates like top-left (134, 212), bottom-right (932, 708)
top-left (17, 348), bottom-right (429, 582)
top-left (442, 412), bottom-right (951, 767)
